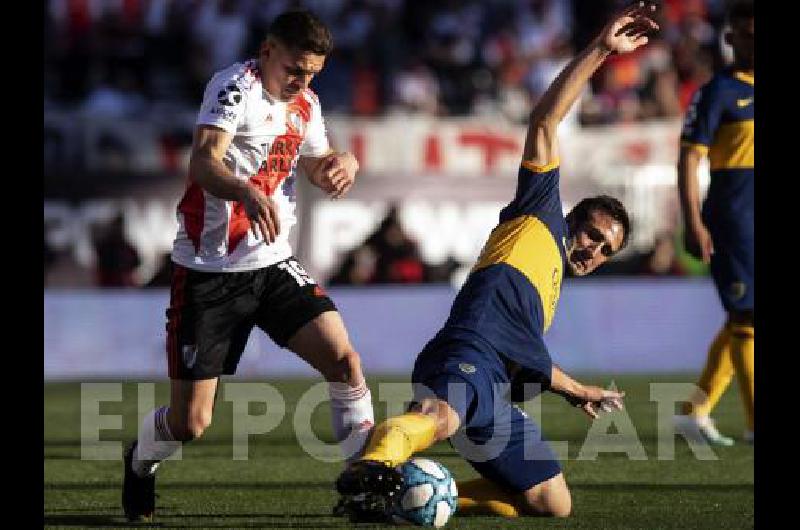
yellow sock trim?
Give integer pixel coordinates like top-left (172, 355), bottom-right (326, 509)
top-left (685, 324), bottom-right (734, 417)
top-left (360, 413), bottom-right (436, 468)
top-left (457, 478), bottom-right (522, 518)
top-left (729, 323), bottom-right (755, 431)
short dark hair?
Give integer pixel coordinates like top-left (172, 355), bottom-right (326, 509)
top-left (268, 10), bottom-right (333, 55)
top-left (728, 1), bottom-right (754, 24)
top-left (566, 195), bottom-right (632, 252)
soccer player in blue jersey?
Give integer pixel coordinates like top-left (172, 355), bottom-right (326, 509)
top-left (673, 1), bottom-right (754, 446)
top-left (334, 3), bottom-right (659, 521)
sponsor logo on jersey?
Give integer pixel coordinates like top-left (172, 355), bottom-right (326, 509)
top-left (736, 97), bottom-right (753, 108)
top-left (459, 363), bottom-right (477, 374)
top-left (210, 106), bottom-right (237, 122)
top-left (218, 84), bottom-right (242, 106)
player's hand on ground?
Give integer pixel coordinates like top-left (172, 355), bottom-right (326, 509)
top-left (684, 221), bottom-right (714, 264)
top-left (320, 152), bottom-right (359, 199)
top-left (596, 1), bottom-right (659, 55)
top-left (240, 183), bottom-right (281, 243)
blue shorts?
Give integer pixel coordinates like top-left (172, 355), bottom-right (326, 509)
top-left (709, 236), bottom-right (754, 314)
top-left (411, 338), bottom-right (561, 492)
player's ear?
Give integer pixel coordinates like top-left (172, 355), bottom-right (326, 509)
top-left (260, 37), bottom-right (274, 58)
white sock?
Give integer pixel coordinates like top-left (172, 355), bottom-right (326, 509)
top-left (132, 406), bottom-right (181, 478)
top-left (329, 381), bottom-right (374, 463)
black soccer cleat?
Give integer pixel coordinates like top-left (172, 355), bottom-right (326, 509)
top-left (334, 460), bottom-right (404, 523)
top-left (122, 442), bottom-right (156, 522)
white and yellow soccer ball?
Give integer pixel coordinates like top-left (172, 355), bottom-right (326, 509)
top-left (391, 458), bottom-right (458, 527)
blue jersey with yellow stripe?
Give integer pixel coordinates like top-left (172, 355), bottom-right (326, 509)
top-left (681, 69), bottom-right (753, 232)
top-left (680, 69), bottom-right (754, 312)
top-left (423, 161), bottom-right (568, 383)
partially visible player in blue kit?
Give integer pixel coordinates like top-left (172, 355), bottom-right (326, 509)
top-left (334, 2), bottom-right (659, 521)
top-left (674, 1), bottom-right (754, 446)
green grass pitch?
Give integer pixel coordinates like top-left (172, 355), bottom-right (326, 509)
top-left (44, 375), bottom-right (753, 528)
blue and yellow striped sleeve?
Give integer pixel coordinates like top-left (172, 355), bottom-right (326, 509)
top-left (498, 160), bottom-right (562, 223)
top-left (680, 81), bottom-right (723, 155)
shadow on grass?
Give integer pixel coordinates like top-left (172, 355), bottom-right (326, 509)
top-left (570, 482), bottom-right (753, 492)
top-left (43, 514), bottom-right (161, 527)
top-left (43, 513), bottom-right (355, 529)
top-left (45, 481), bottom-right (332, 491)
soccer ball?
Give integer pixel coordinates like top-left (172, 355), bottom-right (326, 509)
top-left (391, 458), bottom-right (458, 527)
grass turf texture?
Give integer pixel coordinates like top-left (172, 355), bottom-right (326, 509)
top-left (44, 375), bottom-right (753, 529)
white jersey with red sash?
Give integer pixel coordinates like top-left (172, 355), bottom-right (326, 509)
top-left (172, 59), bottom-right (330, 272)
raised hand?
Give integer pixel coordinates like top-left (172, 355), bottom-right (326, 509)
top-left (596, 1), bottom-right (660, 55)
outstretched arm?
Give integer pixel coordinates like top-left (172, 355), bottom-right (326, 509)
top-left (522, 1), bottom-right (659, 167)
top-left (550, 364), bottom-right (626, 419)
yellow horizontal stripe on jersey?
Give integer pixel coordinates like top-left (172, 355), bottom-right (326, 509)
top-left (734, 71), bottom-right (754, 86)
top-left (681, 141), bottom-right (709, 155)
top-left (521, 159), bottom-right (560, 173)
top-left (710, 120), bottom-right (754, 170)
top-left (473, 215), bottom-right (563, 331)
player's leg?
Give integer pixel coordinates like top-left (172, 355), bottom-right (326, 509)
top-left (673, 322), bottom-right (735, 446)
top-left (458, 402), bottom-right (567, 517)
top-left (254, 258), bottom-right (375, 462)
top-left (286, 310), bottom-right (376, 461)
top-left (334, 395), bottom-right (461, 522)
top-left (728, 310), bottom-right (754, 441)
top-left (347, 346), bottom-right (476, 470)
top-left (359, 396), bottom-right (461, 466)
top-left (458, 473), bottom-right (571, 518)
top-left (123, 266), bottom-right (257, 521)
top-left (335, 342), bottom-right (485, 521)
top-left (675, 240), bottom-right (750, 446)
top-left (123, 378), bottom-right (219, 522)
top-left (683, 323), bottom-right (734, 416)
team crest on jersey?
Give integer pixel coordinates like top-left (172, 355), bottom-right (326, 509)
top-left (182, 344), bottom-right (198, 369)
top-left (729, 282), bottom-right (747, 301)
top-left (286, 110), bottom-right (306, 136)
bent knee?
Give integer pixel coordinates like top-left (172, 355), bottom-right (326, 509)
top-left (523, 475), bottom-right (572, 518)
top-left (170, 409), bottom-right (213, 442)
top-left (323, 349), bottom-right (363, 384)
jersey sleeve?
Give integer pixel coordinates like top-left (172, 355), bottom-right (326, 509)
top-left (498, 161), bottom-right (562, 223)
top-left (680, 80), bottom-right (724, 152)
top-left (299, 91), bottom-right (330, 157)
top-left (195, 69), bottom-right (247, 134)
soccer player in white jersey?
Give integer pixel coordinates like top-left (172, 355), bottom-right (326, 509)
top-left (122, 10), bottom-right (375, 522)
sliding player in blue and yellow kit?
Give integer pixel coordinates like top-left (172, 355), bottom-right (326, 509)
top-left (334, 3), bottom-right (659, 521)
top-left (674, 2), bottom-right (754, 446)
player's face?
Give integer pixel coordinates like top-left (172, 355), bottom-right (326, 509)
top-left (260, 38), bottom-right (326, 101)
top-left (726, 17), bottom-right (754, 69)
top-left (566, 210), bottom-right (625, 276)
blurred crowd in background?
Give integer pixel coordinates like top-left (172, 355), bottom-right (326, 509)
top-left (44, 0), bottom-right (729, 288)
top-left (45, 0), bottom-right (729, 123)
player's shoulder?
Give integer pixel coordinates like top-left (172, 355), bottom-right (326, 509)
top-left (301, 88), bottom-right (321, 109)
top-left (209, 59), bottom-right (262, 92)
top-left (700, 69), bottom-right (747, 97)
